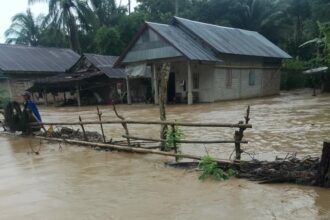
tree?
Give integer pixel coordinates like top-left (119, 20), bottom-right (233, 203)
top-left (286, 0), bottom-right (311, 49)
top-left (93, 26), bottom-right (123, 55)
top-left (5, 9), bottom-right (42, 46)
top-left (29, 0), bottom-right (96, 53)
top-left (89, 0), bottom-right (126, 26)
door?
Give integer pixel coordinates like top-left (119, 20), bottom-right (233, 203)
top-left (167, 72), bottom-right (176, 103)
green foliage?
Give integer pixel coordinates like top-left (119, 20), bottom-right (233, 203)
top-left (5, 9), bottom-right (42, 46)
top-left (2, 0), bottom-right (329, 91)
top-left (198, 155), bottom-right (238, 181)
top-left (165, 125), bottom-right (184, 153)
top-left (93, 26), bottom-right (123, 55)
top-left (281, 59), bottom-right (307, 90)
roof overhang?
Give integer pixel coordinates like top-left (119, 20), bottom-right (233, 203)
top-left (303, 66), bottom-right (328, 75)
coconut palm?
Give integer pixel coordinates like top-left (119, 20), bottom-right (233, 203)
top-left (5, 9), bottom-right (42, 46)
top-left (89, 0), bottom-right (126, 26)
top-left (29, 0), bottom-right (96, 52)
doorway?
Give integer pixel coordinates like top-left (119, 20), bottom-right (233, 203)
top-left (167, 72), bottom-right (176, 103)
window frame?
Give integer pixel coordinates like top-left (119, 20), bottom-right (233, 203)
top-left (249, 70), bottom-right (256, 86)
top-left (226, 69), bottom-right (233, 88)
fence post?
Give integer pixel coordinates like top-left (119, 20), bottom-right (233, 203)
top-left (79, 116), bottom-right (87, 141)
top-left (96, 106), bottom-right (106, 143)
top-left (171, 124), bottom-right (179, 162)
top-left (318, 141), bottom-right (330, 187)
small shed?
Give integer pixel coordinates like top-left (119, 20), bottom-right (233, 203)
top-left (29, 53), bottom-right (152, 105)
top-left (0, 44), bottom-right (80, 102)
top-left (115, 17), bottom-right (291, 104)
top-left (303, 66), bottom-right (330, 94)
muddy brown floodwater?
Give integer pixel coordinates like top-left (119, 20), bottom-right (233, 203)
top-left (0, 90), bottom-right (329, 220)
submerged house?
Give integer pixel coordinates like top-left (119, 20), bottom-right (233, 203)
top-left (0, 44), bottom-right (80, 102)
top-left (29, 53), bottom-right (151, 106)
top-left (115, 17), bottom-right (291, 104)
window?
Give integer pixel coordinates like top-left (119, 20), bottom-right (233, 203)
top-left (226, 69), bottom-right (232, 88)
top-left (249, 70), bottom-right (256, 86)
top-left (193, 72), bottom-right (199, 89)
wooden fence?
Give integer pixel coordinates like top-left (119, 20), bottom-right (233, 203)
top-left (31, 106), bottom-right (252, 161)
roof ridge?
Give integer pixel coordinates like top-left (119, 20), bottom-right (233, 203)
top-left (173, 16), bottom-right (258, 34)
top-left (84, 53), bottom-right (118, 58)
top-left (0, 43), bottom-right (76, 52)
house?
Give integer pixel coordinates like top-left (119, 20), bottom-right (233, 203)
top-left (29, 53), bottom-right (152, 106)
top-left (115, 17), bottom-right (291, 105)
top-left (0, 44), bottom-right (80, 102)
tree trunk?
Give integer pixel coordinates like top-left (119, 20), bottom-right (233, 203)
top-left (318, 141), bottom-right (330, 187)
top-left (158, 63), bottom-right (170, 151)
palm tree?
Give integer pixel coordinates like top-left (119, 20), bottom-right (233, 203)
top-left (5, 9), bottom-right (42, 46)
top-left (29, 0), bottom-right (96, 52)
top-left (90, 0), bottom-right (126, 26)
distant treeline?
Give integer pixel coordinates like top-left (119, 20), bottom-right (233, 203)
top-left (5, 0), bottom-right (330, 90)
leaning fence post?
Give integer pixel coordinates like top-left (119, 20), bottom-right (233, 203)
top-left (79, 116), bottom-right (87, 141)
top-left (96, 106), bottom-right (106, 143)
top-left (112, 103), bottom-right (131, 146)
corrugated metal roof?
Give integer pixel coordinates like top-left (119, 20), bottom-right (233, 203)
top-left (0, 44), bottom-right (80, 73)
top-left (173, 17), bottom-right (291, 59)
top-left (84, 53), bottom-right (126, 78)
top-left (147, 22), bottom-right (221, 62)
top-left (303, 66), bottom-right (328, 74)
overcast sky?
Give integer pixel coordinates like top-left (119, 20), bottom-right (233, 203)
top-left (0, 0), bottom-right (137, 43)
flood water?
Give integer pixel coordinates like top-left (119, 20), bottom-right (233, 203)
top-left (0, 90), bottom-right (329, 219)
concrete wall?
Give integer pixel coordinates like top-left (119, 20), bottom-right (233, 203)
top-left (154, 55), bottom-right (282, 104)
top-left (8, 78), bottom-right (34, 102)
top-left (0, 79), bottom-right (11, 101)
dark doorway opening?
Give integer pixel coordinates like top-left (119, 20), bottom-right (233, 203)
top-left (167, 72), bottom-right (176, 103)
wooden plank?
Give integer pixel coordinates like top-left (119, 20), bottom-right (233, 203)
top-left (122, 135), bottom-right (248, 144)
top-left (36, 136), bottom-right (239, 165)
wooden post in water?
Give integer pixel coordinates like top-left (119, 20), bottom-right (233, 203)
top-left (76, 84), bottom-right (81, 107)
top-left (79, 116), bottom-right (87, 141)
top-left (159, 63), bottom-right (170, 151)
top-left (96, 106), bottom-right (106, 143)
top-left (171, 124), bottom-right (179, 162)
top-left (234, 106), bottom-right (251, 160)
top-left (113, 104), bottom-right (131, 146)
top-left (318, 141), bottom-right (330, 187)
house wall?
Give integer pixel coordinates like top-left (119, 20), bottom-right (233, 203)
top-left (0, 79), bottom-right (11, 100)
top-left (5, 74), bottom-right (57, 104)
top-left (153, 55), bottom-right (282, 104)
top-left (213, 55), bottom-right (281, 101)
top-left (8, 78), bottom-right (34, 102)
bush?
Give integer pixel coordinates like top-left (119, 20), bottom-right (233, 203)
top-left (198, 155), bottom-right (237, 181)
top-left (281, 59), bottom-right (307, 90)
